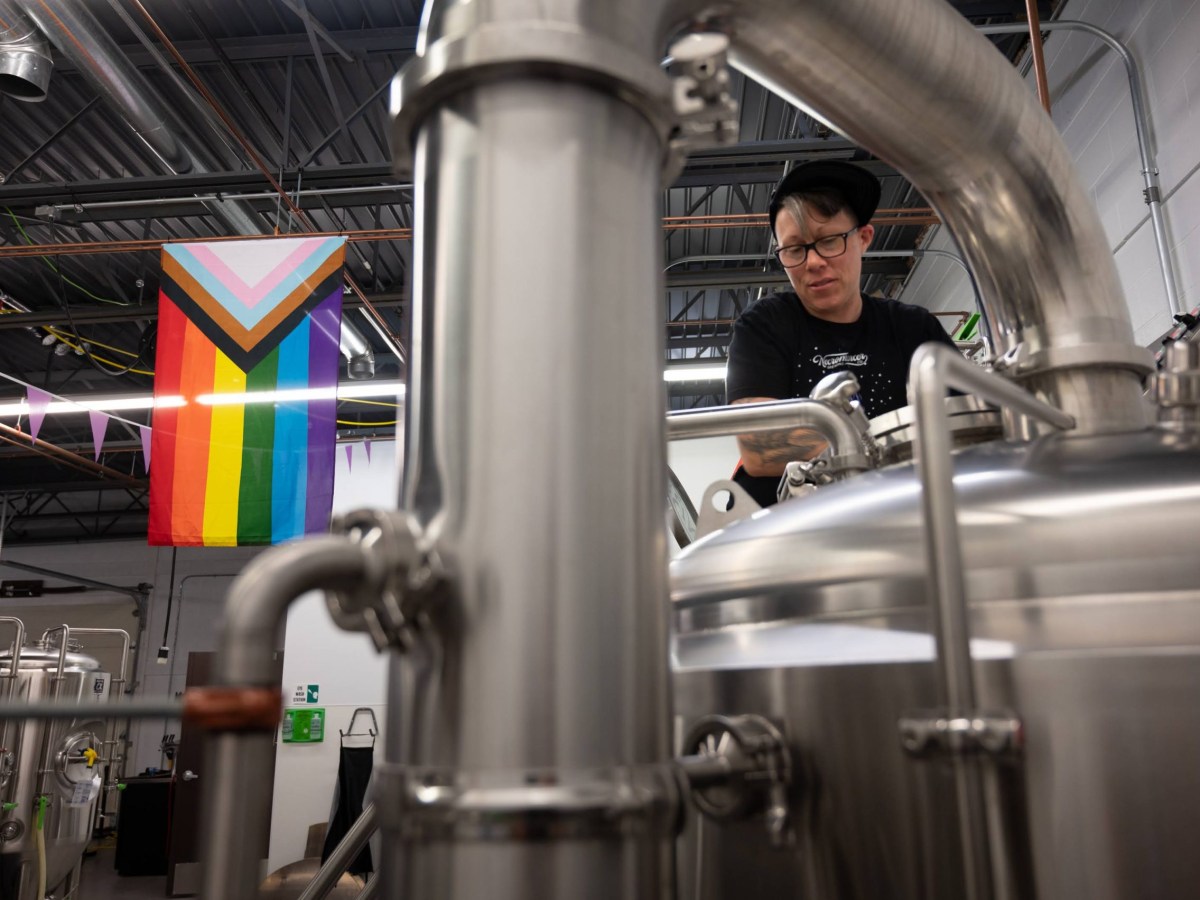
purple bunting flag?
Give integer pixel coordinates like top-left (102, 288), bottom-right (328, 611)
top-left (140, 425), bottom-right (152, 473)
top-left (89, 410), bottom-right (109, 461)
top-left (26, 386), bottom-right (51, 442)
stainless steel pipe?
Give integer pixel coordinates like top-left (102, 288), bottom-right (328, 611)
top-left (295, 803), bottom-right (378, 900)
top-left (0, 616), bottom-right (24, 678)
top-left (199, 538), bottom-right (377, 900)
top-left (667, 397), bottom-right (864, 453)
top-left (718, 0), bottom-right (1151, 435)
top-left (389, 2), bottom-right (681, 896)
top-left (907, 342), bottom-right (1072, 900)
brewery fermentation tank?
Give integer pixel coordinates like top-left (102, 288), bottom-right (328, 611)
top-left (0, 629), bottom-right (111, 900)
top-left (672, 420), bottom-right (1200, 899)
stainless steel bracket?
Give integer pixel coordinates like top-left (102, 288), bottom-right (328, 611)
top-left (678, 714), bottom-right (793, 847)
top-left (373, 763), bottom-right (682, 841)
top-left (899, 712), bottom-right (1023, 760)
top-left (694, 479), bottom-right (760, 538)
top-left (666, 32), bottom-right (740, 165)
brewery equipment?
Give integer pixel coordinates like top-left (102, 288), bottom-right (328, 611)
top-left (166, 1), bottom-right (1200, 899)
top-left (0, 623), bottom-right (128, 900)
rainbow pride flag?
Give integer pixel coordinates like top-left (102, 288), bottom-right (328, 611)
top-left (148, 236), bottom-right (347, 546)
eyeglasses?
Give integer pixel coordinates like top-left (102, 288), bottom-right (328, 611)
top-left (773, 228), bottom-right (858, 268)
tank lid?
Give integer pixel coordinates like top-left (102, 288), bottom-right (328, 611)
top-left (0, 645), bottom-right (101, 671)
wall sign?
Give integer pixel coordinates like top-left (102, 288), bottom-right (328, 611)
top-left (291, 683), bottom-right (319, 704)
top-left (282, 708), bottom-right (325, 743)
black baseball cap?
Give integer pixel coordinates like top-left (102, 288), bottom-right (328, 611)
top-left (768, 160), bottom-right (881, 232)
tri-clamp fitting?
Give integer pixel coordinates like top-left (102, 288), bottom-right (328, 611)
top-left (390, 18), bottom-right (740, 181)
top-left (324, 509), bottom-right (448, 652)
top-left (678, 714), bottom-right (793, 847)
top-left (777, 371), bottom-right (880, 501)
top-left (1149, 340), bottom-right (1200, 431)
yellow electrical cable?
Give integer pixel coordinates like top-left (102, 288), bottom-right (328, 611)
top-left (45, 326), bottom-right (142, 360)
top-left (338, 397), bottom-right (399, 409)
top-left (45, 330), bottom-right (154, 376)
top-left (336, 419), bottom-right (397, 426)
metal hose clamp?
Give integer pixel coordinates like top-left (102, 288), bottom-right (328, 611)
top-left (390, 22), bottom-right (677, 178)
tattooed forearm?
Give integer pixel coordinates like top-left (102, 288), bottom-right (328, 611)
top-left (730, 396), bottom-right (829, 477)
top-left (739, 428), bottom-right (830, 468)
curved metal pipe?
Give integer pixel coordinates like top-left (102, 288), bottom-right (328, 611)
top-left (978, 20), bottom-right (1183, 317)
top-left (712, 0), bottom-right (1149, 435)
top-left (199, 537), bottom-right (377, 900)
top-left (0, 1), bottom-right (51, 102)
top-left (667, 397), bottom-right (864, 457)
top-left (295, 803), bottom-right (378, 900)
top-left (907, 342), bottom-right (1072, 900)
top-left (0, 616), bottom-right (24, 679)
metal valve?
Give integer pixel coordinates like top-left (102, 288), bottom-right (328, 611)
top-left (678, 714), bottom-right (793, 847)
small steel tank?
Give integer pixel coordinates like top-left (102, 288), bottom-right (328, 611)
top-left (0, 630), bottom-right (110, 900)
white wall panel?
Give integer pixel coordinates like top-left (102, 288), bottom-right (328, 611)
top-left (905, 0), bottom-right (1200, 349)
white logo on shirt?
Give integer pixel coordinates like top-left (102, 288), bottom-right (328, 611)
top-left (812, 352), bottom-right (869, 368)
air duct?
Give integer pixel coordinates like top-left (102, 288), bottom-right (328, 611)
top-left (15, 0), bottom-right (376, 380)
top-left (0, 1), bottom-right (50, 102)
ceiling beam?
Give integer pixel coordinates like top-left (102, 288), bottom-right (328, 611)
top-left (666, 259), bottom-right (908, 289)
top-left (51, 27), bottom-right (418, 73)
top-left (0, 141), bottom-right (901, 212)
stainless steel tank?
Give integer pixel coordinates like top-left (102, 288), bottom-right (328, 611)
top-left (0, 634), bottom-right (110, 900)
top-left (672, 398), bottom-right (1200, 899)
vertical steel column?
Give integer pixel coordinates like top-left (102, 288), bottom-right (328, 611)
top-left (198, 539), bottom-right (376, 900)
top-left (389, 6), bottom-right (680, 897)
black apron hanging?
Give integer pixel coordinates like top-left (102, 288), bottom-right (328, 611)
top-left (320, 708), bottom-right (376, 876)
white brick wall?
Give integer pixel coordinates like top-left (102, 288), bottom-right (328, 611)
top-left (905, 0), bottom-right (1200, 347)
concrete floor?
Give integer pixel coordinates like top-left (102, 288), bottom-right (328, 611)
top-left (77, 849), bottom-right (168, 900)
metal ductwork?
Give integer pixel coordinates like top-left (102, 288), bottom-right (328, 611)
top-left (14, 0), bottom-right (377, 379)
top-left (0, 1), bottom-right (50, 102)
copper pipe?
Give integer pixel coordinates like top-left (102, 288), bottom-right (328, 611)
top-left (1025, 0), bottom-right (1052, 113)
top-left (0, 228), bottom-right (413, 259)
top-left (0, 210), bottom-right (942, 258)
top-left (127, 0), bottom-right (404, 358)
top-left (0, 422), bottom-right (144, 485)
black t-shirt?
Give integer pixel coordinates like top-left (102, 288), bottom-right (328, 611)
top-left (725, 292), bottom-right (957, 507)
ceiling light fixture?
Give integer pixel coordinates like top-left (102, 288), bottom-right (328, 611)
top-left (663, 364), bottom-right (727, 382)
top-left (0, 382), bottom-right (408, 418)
top-left (0, 371), bottom-right (722, 419)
